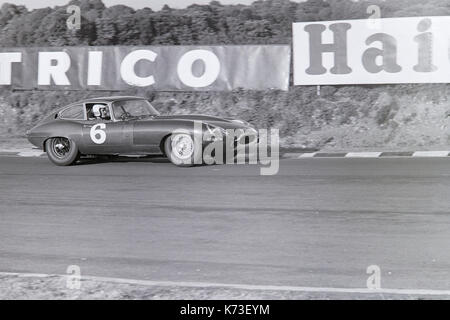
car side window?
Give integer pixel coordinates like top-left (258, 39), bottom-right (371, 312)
top-left (85, 103), bottom-right (111, 121)
top-left (60, 104), bottom-right (85, 120)
top-left (112, 102), bottom-right (125, 120)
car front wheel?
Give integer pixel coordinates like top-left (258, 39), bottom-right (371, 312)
top-left (164, 133), bottom-right (202, 167)
top-left (45, 137), bottom-right (80, 166)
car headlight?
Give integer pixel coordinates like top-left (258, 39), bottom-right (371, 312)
top-left (206, 125), bottom-right (227, 141)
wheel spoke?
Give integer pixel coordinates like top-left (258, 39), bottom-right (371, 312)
top-left (52, 138), bottom-right (71, 158)
top-left (171, 135), bottom-right (194, 160)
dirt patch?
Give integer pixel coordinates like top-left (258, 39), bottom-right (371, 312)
top-left (1, 274), bottom-right (448, 300)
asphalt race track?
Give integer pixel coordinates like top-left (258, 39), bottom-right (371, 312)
top-left (1, 156), bottom-right (450, 291)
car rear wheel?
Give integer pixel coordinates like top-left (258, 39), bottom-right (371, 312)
top-left (164, 133), bottom-right (202, 167)
top-left (45, 137), bottom-right (80, 166)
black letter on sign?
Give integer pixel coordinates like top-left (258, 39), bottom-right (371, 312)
top-left (414, 18), bottom-right (437, 73)
top-left (304, 23), bottom-right (352, 75)
top-left (362, 33), bottom-right (402, 73)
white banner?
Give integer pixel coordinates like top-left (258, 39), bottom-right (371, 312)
top-left (293, 16), bottom-right (450, 85)
top-left (0, 45), bottom-right (291, 91)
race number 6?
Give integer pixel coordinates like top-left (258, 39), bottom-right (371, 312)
top-left (90, 123), bottom-right (106, 144)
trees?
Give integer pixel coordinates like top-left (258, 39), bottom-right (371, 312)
top-left (1, 0), bottom-right (439, 47)
top-left (0, 3), bottom-right (26, 28)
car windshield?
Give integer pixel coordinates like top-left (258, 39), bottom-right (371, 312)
top-left (112, 99), bottom-right (160, 120)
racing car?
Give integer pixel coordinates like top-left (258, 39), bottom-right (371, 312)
top-left (26, 96), bottom-right (257, 167)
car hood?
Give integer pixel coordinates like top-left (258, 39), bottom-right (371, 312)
top-left (153, 114), bottom-right (250, 129)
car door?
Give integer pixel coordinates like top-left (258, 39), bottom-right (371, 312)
top-left (130, 120), bottom-right (163, 154)
top-left (80, 103), bottom-right (133, 154)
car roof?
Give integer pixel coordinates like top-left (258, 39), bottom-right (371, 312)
top-left (56, 96), bottom-right (148, 115)
top-left (75, 96), bottom-right (147, 104)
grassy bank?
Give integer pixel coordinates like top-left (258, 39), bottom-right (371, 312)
top-left (1, 84), bottom-right (449, 150)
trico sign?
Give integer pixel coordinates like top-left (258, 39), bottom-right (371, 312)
top-left (0, 45), bottom-right (290, 91)
top-left (293, 16), bottom-right (450, 85)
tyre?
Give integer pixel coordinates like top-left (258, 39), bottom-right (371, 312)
top-left (45, 137), bottom-right (80, 166)
top-left (164, 133), bottom-right (202, 167)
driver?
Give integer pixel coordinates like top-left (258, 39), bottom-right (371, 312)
top-left (92, 104), bottom-right (109, 120)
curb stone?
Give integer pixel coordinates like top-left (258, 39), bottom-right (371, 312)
top-left (283, 151), bottom-right (450, 159)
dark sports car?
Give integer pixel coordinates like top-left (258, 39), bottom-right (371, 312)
top-left (26, 96), bottom-right (257, 166)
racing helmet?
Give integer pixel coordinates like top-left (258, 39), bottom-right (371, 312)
top-left (92, 104), bottom-right (106, 117)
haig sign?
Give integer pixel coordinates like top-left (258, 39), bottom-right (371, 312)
top-left (293, 16), bottom-right (450, 85)
top-left (0, 45), bottom-right (290, 91)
